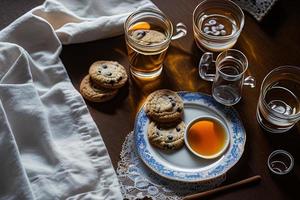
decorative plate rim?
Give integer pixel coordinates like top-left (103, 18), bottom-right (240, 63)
top-left (134, 91), bottom-right (246, 182)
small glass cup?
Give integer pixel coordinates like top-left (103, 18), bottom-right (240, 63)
top-left (193, 0), bottom-right (244, 52)
top-left (199, 49), bottom-right (255, 106)
top-left (256, 66), bottom-right (300, 133)
top-left (124, 8), bottom-right (187, 79)
top-left (268, 150), bottom-right (294, 175)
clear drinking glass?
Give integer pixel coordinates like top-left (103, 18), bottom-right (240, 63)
top-left (256, 66), bottom-right (300, 133)
top-left (199, 49), bottom-right (255, 106)
top-left (124, 8), bottom-right (187, 79)
top-left (268, 150), bottom-right (294, 175)
top-left (193, 0), bottom-right (244, 52)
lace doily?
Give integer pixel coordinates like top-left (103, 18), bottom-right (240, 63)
top-left (234, 0), bottom-right (278, 21)
top-left (117, 132), bottom-right (226, 200)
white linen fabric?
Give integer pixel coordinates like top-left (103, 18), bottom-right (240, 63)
top-left (0, 0), bottom-right (155, 199)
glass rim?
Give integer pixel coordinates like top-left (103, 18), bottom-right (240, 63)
top-left (261, 65), bottom-right (300, 119)
top-left (124, 8), bottom-right (173, 48)
top-left (267, 150), bottom-right (294, 175)
top-left (216, 49), bottom-right (248, 78)
top-left (192, 0), bottom-right (245, 40)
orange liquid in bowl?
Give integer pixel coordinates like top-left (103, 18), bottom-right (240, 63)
top-left (187, 119), bottom-right (227, 157)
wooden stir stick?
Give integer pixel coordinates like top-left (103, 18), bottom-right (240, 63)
top-left (183, 175), bottom-right (262, 200)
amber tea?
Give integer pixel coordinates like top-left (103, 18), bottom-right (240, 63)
top-left (185, 117), bottom-right (229, 159)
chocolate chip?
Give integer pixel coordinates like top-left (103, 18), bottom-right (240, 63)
top-left (136, 30), bottom-right (146, 39)
top-left (102, 65), bottom-right (108, 69)
top-left (167, 135), bottom-right (173, 140)
top-left (176, 126), bottom-right (181, 132)
top-left (177, 107), bottom-right (182, 112)
top-left (171, 102), bottom-right (176, 107)
top-left (117, 76), bottom-right (123, 81)
top-left (106, 72), bottom-right (112, 76)
top-left (97, 70), bottom-right (102, 74)
top-left (110, 80), bottom-right (115, 84)
top-left (156, 132), bottom-right (160, 136)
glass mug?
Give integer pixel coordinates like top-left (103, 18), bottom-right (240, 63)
top-left (199, 49), bottom-right (255, 106)
top-left (193, 0), bottom-right (244, 52)
top-left (256, 66), bottom-right (300, 133)
top-left (124, 8), bottom-right (187, 79)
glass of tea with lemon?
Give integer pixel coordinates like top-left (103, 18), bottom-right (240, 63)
top-left (124, 8), bottom-right (186, 79)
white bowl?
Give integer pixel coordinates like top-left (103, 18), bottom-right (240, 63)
top-left (184, 116), bottom-right (230, 159)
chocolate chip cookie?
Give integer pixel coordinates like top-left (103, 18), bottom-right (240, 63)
top-left (89, 61), bottom-right (128, 89)
top-left (80, 75), bottom-right (118, 102)
top-left (145, 89), bottom-right (184, 123)
top-left (147, 120), bottom-right (185, 150)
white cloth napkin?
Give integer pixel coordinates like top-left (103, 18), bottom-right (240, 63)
top-left (0, 0), bottom-right (155, 199)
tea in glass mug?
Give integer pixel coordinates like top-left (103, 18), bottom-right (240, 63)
top-left (124, 8), bottom-right (186, 79)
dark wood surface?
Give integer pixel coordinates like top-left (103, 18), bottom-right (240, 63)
top-left (1, 0), bottom-right (299, 199)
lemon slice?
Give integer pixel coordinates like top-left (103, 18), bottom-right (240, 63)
top-left (129, 22), bottom-right (151, 31)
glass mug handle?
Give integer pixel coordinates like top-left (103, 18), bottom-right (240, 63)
top-left (244, 76), bottom-right (256, 88)
top-left (171, 22), bottom-right (187, 40)
top-left (198, 52), bottom-right (216, 81)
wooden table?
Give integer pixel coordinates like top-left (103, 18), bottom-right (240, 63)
top-left (1, 0), bottom-right (300, 199)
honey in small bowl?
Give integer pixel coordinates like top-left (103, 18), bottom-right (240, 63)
top-left (185, 116), bottom-right (230, 159)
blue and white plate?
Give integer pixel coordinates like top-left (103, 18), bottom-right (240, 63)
top-left (134, 92), bottom-right (246, 182)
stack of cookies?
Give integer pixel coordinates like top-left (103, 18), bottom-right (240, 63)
top-left (80, 61), bottom-right (128, 102)
top-left (145, 89), bottom-right (186, 150)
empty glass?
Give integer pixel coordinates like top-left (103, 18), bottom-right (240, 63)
top-left (199, 49), bottom-right (255, 106)
top-left (256, 66), bottom-right (300, 133)
top-left (193, 0), bottom-right (244, 52)
top-left (268, 150), bottom-right (294, 175)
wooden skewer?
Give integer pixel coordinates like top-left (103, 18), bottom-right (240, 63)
top-left (183, 175), bottom-right (262, 200)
